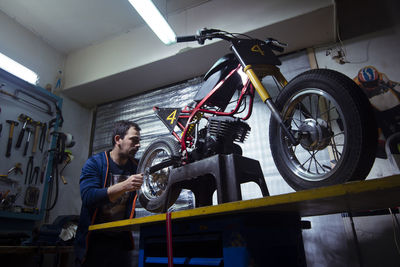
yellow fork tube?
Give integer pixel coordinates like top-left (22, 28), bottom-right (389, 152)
top-left (244, 65), bottom-right (270, 102)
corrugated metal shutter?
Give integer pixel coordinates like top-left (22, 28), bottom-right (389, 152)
top-left (92, 50), bottom-right (310, 213)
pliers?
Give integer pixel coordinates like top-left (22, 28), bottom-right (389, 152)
top-left (32, 167), bottom-right (40, 185)
top-left (25, 156), bottom-right (33, 184)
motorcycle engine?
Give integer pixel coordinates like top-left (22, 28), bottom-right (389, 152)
top-left (191, 116), bottom-right (250, 160)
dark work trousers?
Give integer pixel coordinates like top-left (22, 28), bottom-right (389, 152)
top-left (75, 243), bottom-right (136, 267)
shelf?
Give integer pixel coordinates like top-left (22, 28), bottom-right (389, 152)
top-left (90, 174), bottom-right (400, 232)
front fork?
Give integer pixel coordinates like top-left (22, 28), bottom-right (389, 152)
top-left (244, 65), bottom-right (299, 146)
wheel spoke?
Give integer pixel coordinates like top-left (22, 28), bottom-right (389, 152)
top-left (306, 149), bottom-right (328, 174)
top-left (330, 141), bottom-right (342, 161)
top-left (288, 94), bottom-right (344, 175)
top-left (319, 105), bottom-right (337, 118)
top-left (143, 148), bottom-right (172, 199)
top-left (308, 95), bottom-right (313, 120)
top-left (276, 87), bottom-right (354, 183)
top-left (333, 132), bottom-right (344, 138)
top-left (314, 95), bottom-right (320, 121)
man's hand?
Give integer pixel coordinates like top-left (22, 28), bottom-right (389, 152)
top-left (107, 173), bottom-right (144, 202)
top-left (122, 173), bottom-right (144, 192)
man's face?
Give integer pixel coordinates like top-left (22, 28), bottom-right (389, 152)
top-left (116, 127), bottom-right (141, 157)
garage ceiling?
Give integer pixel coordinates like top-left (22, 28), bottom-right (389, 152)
top-left (61, 6), bottom-right (336, 107)
top-left (0, 0), bottom-right (209, 54)
top-left (1, 0), bottom-right (397, 56)
top-left (0, 0), bottom-right (398, 107)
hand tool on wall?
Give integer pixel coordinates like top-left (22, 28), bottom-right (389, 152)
top-left (45, 106), bottom-right (64, 143)
top-left (8, 163), bottom-right (23, 176)
top-left (0, 175), bottom-right (18, 185)
top-left (15, 114), bottom-right (32, 148)
top-left (23, 128), bottom-right (33, 156)
top-left (40, 151), bottom-right (48, 184)
top-left (0, 107), bottom-right (2, 136)
top-left (15, 89), bottom-right (54, 115)
top-left (5, 120), bottom-right (19, 157)
top-left (0, 163), bottom-right (21, 185)
top-left (1, 190), bottom-right (10, 206)
top-left (0, 88), bottom-right (48, 115)
top-left (39, 122), bottom-right (47, 152)
top-left (59, 150), bottom-right (73, 185)
top-left (23, 158), bottom-right (40, 207)
top-left (0, 87), bottom-right (54, 115)
top-left (46, 119), bottom-right (56, 143)
top-left (32, 167), bottom-right (40, 185)
top-left (25, 156), bottom-right (33, 185)
top-left (24, 186), bottom-right (40, 207)
top-left (31, 121), bottom-right (43, 154)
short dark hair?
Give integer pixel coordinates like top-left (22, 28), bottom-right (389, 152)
top-left (111, 120), bottom-right (141, 146)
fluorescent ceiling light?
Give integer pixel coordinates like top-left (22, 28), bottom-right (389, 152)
top-left (0, 52), bottom-right (38, 84)
top-left (128, 0), bottom-right (176, 45)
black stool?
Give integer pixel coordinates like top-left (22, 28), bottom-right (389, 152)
top-left (163, 153), bottom-right (269, 211)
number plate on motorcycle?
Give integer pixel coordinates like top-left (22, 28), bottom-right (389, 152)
top-left (155, 108), bottom-right (181, 132)
top-left (232, 40), bottom-right (281, 66)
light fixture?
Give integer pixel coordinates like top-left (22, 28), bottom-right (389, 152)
top-left (0, 52), bottom-right (39, 84)
top-left (128, 0), bottom-right (176, 45)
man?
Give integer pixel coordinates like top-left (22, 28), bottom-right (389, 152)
top-left (75, 120), bottom-right (144, 267)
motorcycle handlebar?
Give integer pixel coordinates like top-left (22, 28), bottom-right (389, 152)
top-left (265, 38), bottom-right (287, 53)
top-left (267, 44), bottom-right (285, 53)
top-left (176, 29), bottom-right (287, 53)
top-left (176, 35), bottom-right (197, 43)
top-left (176, 28), bottom-right (226, 44)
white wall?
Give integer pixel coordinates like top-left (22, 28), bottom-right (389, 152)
top-left (46, 95), bottom-right (93, 223)
top-left (312, 26), bottom-right (400, 267)
top-left (0, 10), bottom-right (93, 224)
top-left (64, 0), bottom-right (333, 89)
top-left (315, 25), bottom-right (400, 179)
top-left (0, 10), bottom-right (64, 89)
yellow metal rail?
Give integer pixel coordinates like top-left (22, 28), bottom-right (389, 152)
top-left (90, 174), bottom-right (400, 232)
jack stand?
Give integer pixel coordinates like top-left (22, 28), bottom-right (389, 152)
top-left (162, 153), bottom-right (269, 212)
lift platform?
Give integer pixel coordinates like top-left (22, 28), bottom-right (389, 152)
top-left (90, 174), bottom-right (400, 266)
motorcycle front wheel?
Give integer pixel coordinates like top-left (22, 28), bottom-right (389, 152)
top-left (137, 138), bottom-right (182, 213)
top-left (269, 69), bottom-right (377, 191)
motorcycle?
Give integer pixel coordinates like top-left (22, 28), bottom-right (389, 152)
top-left (137, 28), bottom-right (377, 213)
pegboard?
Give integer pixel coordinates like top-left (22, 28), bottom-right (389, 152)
top-left (0, 68), bottom-right (62, 221)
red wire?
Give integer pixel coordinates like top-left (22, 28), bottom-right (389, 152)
top-left (166, 212), bottom-right (173, 267)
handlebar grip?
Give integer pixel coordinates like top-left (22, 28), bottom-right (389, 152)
top-left (176, 35), bottom-right (197, 43)
top-left (269, 44), bottom-right (284, 53)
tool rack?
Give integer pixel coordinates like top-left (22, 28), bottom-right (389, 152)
top-left (90, 174), bottom-right (400, 266)
top-left (0, 68), bottom-right (62, 232)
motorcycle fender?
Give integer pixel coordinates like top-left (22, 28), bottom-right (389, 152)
top-left (155, 108), bottom-right (181, 132)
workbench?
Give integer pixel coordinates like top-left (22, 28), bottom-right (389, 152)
top-left (89, 174), bottom-right (400, 266)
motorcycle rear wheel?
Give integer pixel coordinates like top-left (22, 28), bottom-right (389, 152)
top-left (137, 138), bottom-right (182, 213)
top-left (269, 69), bottom-right (377, 191)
